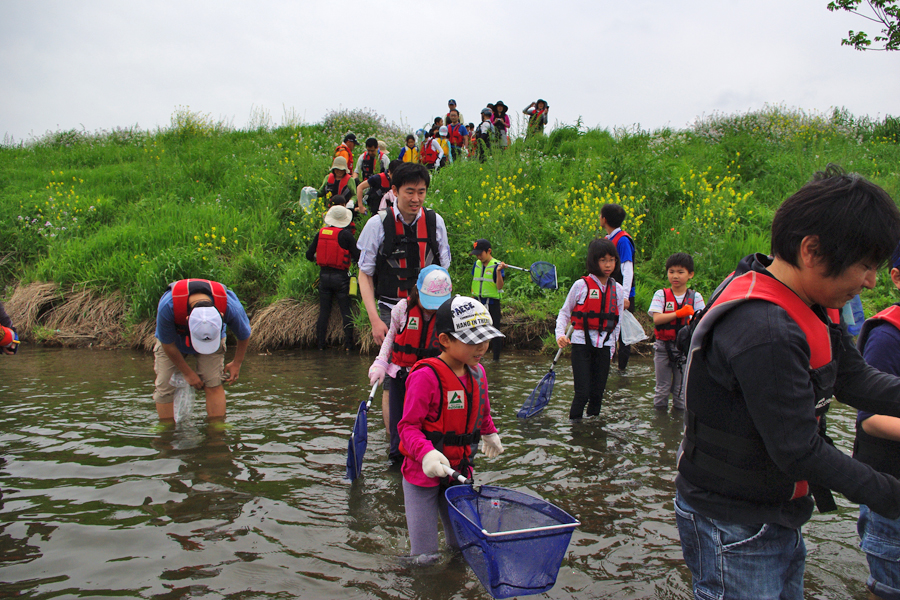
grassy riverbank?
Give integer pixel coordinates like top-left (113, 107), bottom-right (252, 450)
top-left (1, 106), bottom-right (898, 350)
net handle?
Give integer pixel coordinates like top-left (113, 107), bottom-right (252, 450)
top-left (479, 520), bottom-right (581, 538)
top-left (442, 463), bottom-right (473, 485)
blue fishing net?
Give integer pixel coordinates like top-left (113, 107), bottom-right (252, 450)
top-left (516, 370), bottom-right (556, 419)
top-left (445, 485), bottom-right (579, 599)
top-left (529, 262), bottom-right (557, 290)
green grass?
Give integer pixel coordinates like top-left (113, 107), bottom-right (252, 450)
top-left (2, 104), bottom-right (899, 329)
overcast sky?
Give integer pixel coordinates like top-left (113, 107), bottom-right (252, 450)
top-left (1, 0), bottom-right (897, 143)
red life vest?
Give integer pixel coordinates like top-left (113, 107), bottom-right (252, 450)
top-left (447, 124), bottom-right (466, 148)
top-left (654, 288), bottom-right (696, 341)
top-left (391, 303), bottom-right (440, 367)
top-left (571, 276), bottom-right (618, 346)
top-left (680, 270), bottom-right (838, 504)
top-left (375, 208), bottom-right (439, 300)
top-left (169, 279), bottom-right (228, 348)
top-left (409, 357), bottom-right (488, 475)
top-left (315, 226), bottom-right (351, 270)
top-left (421, 138), bottom-right (439, 165)
top-left (857, 305), bottom-right (900, 353)
top-left (326, 172), bottom-right (351, 199)
top-left (360, 150), bottom-right (384, 179)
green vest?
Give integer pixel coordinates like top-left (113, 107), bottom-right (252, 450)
top-left (471, 258), bottom-right (502, 300)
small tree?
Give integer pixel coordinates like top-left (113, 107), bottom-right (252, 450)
top-left (827, 0), bottom-right (899, 50)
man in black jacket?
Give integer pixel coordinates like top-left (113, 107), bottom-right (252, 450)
top-left (675, 165), bottom-right (900, 600)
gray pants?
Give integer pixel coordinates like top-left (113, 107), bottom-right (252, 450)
top-left (653, 340), bottom-right (685, 410)
top-left (402, 478), bottom-right (459, 556)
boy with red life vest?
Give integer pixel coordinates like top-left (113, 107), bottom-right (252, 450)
top-left (305, 206), bottom-right (360, 351)
top-left (318, 156), bottom-right (358, 210)
top-left (853, 246), bottom-right (900, 600)
top-left (398, 295), bottom-right (504, 563)
top-left (555, 238), bottom-right (625, 420)
top-left (153, 279), bottom-right (252, 421)
top-left (675, 166), bottom-right (900, 600)
top-left (600, 203), bottom-right (637, 375)
top-left (368, 265), bottom-right (452, 465)
top-left (353, 137), bottom-right (389, 183)
top-left (446, 109), bottom-right (468, 161)
top-left (648, 253), bottom-right (705, 411)
top-left (356, 159), bottom-right (402, 216)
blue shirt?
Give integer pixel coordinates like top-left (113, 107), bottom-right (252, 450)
top-left (156, 288), bottom-right (252, 355)
top-left (858, 320), bottom-right (900, 423)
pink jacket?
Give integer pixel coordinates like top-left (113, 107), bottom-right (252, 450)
top-left (399, 363), bottom-right (497, 487)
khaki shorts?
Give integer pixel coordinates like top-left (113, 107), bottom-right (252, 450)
top-left (152, 339), bottom-right (226, 404)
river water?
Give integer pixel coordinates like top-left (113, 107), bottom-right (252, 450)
top-left (0, 347), bottom-right (873, 599)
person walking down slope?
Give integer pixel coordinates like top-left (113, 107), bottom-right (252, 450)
top-left (334, 132), bottom-right (359, 176)
top-left (319, 156), bottom-right (358, 212)
top-left (306, 205), bottom-right (360, 351)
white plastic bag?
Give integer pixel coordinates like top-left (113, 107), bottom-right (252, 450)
top-left (620, 309), bottom-right (648, 345)
top-left (169, 372), bottom-right (196, 424)
top-left (299, 186), bottom-right (317, 213)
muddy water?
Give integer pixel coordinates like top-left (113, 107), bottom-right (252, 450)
top-left (0, 347), bottom-right (872, 599)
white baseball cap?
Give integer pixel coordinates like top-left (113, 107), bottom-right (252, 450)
top-left (435, 296), bottom-right (504, 345)
top-left (188, 306), bottom-right (223, 354)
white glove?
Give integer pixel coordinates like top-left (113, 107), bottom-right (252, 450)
top-left (368, 364), bottom-right (386, 386)
top-left (422, 449), bottom-right (451, 478)
top-left (481, 433), bottom-right (503, 459)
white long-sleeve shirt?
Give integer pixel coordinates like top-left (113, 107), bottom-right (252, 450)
top-left (555, 275), bottom-right (625, 355)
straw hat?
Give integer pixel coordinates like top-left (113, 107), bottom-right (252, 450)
top-left (323, 205), bottom-right (353, 228)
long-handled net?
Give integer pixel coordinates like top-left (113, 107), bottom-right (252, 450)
top-left (505, 262), bottom-right (557, 290)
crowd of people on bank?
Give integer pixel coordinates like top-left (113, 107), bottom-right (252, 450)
top-left (7, 109), bottom-right (900, 598)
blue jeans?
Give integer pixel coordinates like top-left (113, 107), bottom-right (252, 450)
top-left (859, 505), bottom-right (900, 600)
top-left (675, 493), bottom-right (806, 600)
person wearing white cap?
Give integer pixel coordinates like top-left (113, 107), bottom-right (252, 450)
top-left (305, 205), bottom-right (360, 351)
top-left (153, 279), bottom-right (252, 421)
top-left (368, 265), bottom-right (452, 466)
top-left (397, 295), bottom-right (505, 562)
top-left (318, 156), bottom-right (357, 209)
